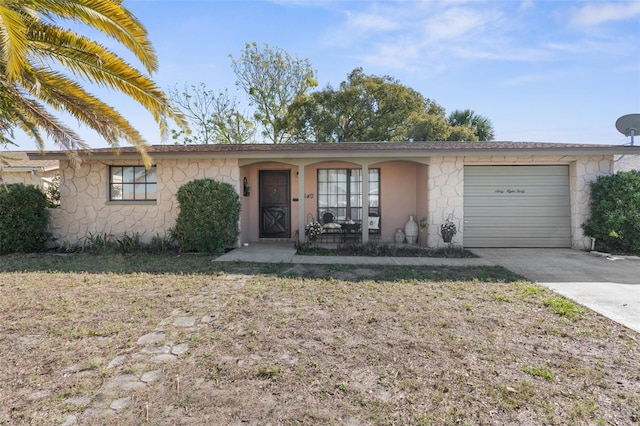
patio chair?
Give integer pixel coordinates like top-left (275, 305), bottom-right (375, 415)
top-left (319, 210), bottom-right (342, 242)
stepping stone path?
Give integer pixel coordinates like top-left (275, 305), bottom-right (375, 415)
top-left (57, 274), bottom-right (247, 424)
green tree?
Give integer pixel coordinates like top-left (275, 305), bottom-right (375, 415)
top-left (284, 68), bottom-right (450, 143)
top-left (0, 0), bottom-right (186, 164)
top-left (230, 42), bottom-right (317, 144)
top-left (169, 83), bottom-right (255, 144)
top-left (447, 109), bottom-right (495, 141)
top-left (406, 102), bottom-right (452, 142)
top-left (283, 87), bottom-right (345, 143)
top-left (445, 125), bottom-right (479, 142)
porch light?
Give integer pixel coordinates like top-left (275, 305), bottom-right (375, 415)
top-left (243, 177), bottom-right (250, 197)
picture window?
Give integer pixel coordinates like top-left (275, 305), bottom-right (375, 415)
top-left (316, 168), bottom-right (379, 222)
top-left (109, 166), bottom-right (157, 201)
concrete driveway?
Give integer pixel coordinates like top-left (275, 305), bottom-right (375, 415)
top-left (472, 249), bottom-right (640, 333)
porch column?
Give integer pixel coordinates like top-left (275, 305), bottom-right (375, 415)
top-left (361, 163), bottom-right (369, 244)
top-left (297, 164), bottom-right (306, 245)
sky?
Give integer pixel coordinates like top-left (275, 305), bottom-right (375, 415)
top-left (12, 0), bottom-right (640, 150)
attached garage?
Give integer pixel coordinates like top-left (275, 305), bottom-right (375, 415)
top-left (463, 165), bottom-right (571, 248)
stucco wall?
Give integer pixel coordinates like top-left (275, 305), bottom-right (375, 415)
top-left (240, 162), bottom-right (299, 242)
top-left (51, 158), bottom-right (239, 245)
top-left (614, 154), bottom-right (640, 172)
top-left (426, 155), bottom-right (613, 249)
top-left (376, 161), bottom-right (421, 242)
top-left (0, 170), bottom-right (57, 187)
top-left (301, 160), bottom-right (422, 242)
top-left (240, 160), bottom-right (426, 243)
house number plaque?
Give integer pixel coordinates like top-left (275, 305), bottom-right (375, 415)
top-left (494, 189), bottom-right (526, 194)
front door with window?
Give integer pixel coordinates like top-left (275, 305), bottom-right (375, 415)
top-left (259, 170), bottom-right (291, 238)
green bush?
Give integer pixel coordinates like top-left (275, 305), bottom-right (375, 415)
top-left (582, 171), bottom-right (640, 254)
top-left (0, 183), bottom-right (50, 254)
top-left (171, 178), bottom-right (241, 254)
top-left (45, 175), bottom-right (60, 208)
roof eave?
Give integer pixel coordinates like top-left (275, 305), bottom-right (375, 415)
top-left (27, 144), bottom-right (640, 162)
top-left (2, 166), bottom-right (45, 172)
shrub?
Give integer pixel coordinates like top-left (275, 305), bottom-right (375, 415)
top-left (148, 233), bottom-right (177, 253)
top-left (0, 183), bottom-right (50, 254)
top-left (582, 171), bottom-right (640, 254)
top-left (45, 175), bottom-right (60, 208)
top-left (171, 178), bottom-right (241, 253)
top-left (78, 232), bottom-right (174, 254)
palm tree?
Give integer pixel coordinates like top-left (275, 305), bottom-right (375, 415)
top-left (0, 0), bottom-right (186, 164)
top-left (447, 109), bottom-right (495, 141)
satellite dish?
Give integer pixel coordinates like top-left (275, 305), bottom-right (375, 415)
top-left (615, 113), bottom-right (640, 145)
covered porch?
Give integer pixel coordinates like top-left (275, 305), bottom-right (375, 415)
top-left (238, 157), bottom-right (430, 246)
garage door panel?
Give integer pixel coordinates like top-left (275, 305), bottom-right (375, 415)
top-left (465, 206), bottom-right (571, 217)
top-left (460, 182), bottom-right (568, 197)
top-left (464, 165), bottom-right (570, 248)
top-left (466, 217), bottom-right (569, 228)
top-left (464, 236), bottom-right (570, 248)
top-left (464, 226), bottom-right (571, 238)
top-left (465, 196), bottom-right (569, 208)
top-left (465, 165), bottom-right (568, 177)
top-left (465, 176), bottom-right (570, 187)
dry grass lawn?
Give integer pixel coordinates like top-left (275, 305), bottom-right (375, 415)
top-left (0, 253), bottom-right (638, 425)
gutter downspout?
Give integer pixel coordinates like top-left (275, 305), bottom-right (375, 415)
top-left (31, 168), bottom-right (50, 189)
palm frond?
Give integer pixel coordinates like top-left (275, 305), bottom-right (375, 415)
top-left (28, 0), bottom-right (158, 73)
top-left (0, 0), bottom-right (182, 163)
top-left (21, 67), bottom-right (155, 165)
top-left (0, 4), bottom-right (29, 79)
top-left (0, 78), bottom-right (85, 154)
top-left (27, 23), bottom-right (187, 139)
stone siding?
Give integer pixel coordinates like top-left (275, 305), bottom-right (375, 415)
top-left (569, 156), bottom-right (613, 249)
top-left (51, 158), bottom-right (239, 245)
top-left (426, 155), bottom-right (613, 249)
top-left (614, 154), bottom-right (640, 172)
top-left (426, 156), bottom-right (464, 248)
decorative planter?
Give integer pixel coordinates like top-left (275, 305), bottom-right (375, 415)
top-left (440, 214), bottom-right (457, 244)
top-left (394, 228), bottom-right (405, 244)
top-left (404, 215), bottom-right (418, 244)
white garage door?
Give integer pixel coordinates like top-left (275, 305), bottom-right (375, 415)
top-left (464, 165), bottom-right (571, 248)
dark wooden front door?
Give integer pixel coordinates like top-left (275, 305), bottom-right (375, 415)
top-left (259, 170), bottom-right (290, 238)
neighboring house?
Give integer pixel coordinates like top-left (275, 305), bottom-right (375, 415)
top-left (0, 151), bottom-right (59, 189)
top-left (614, 154), bottom-right (640, 173)
top-left (29, 141), bottom-right (640, 250)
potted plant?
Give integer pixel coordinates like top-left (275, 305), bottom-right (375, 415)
top-left (440, 215), bottom-right (457, 243)
top-left (305, 219), bottom-right (322, 242)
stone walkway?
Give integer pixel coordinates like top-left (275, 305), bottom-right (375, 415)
top-left (59, 274), bottom-right (247, 425)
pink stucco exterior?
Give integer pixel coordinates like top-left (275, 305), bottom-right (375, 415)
top-left (239, 160), bottom-right (428, 244)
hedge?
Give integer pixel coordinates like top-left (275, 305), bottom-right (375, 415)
top-left (582, 171), bottom-right (640, 254)
top-left (0, 183), bottom-right (50, 254)
top-left (171, 178), bottom-right (241, 254)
